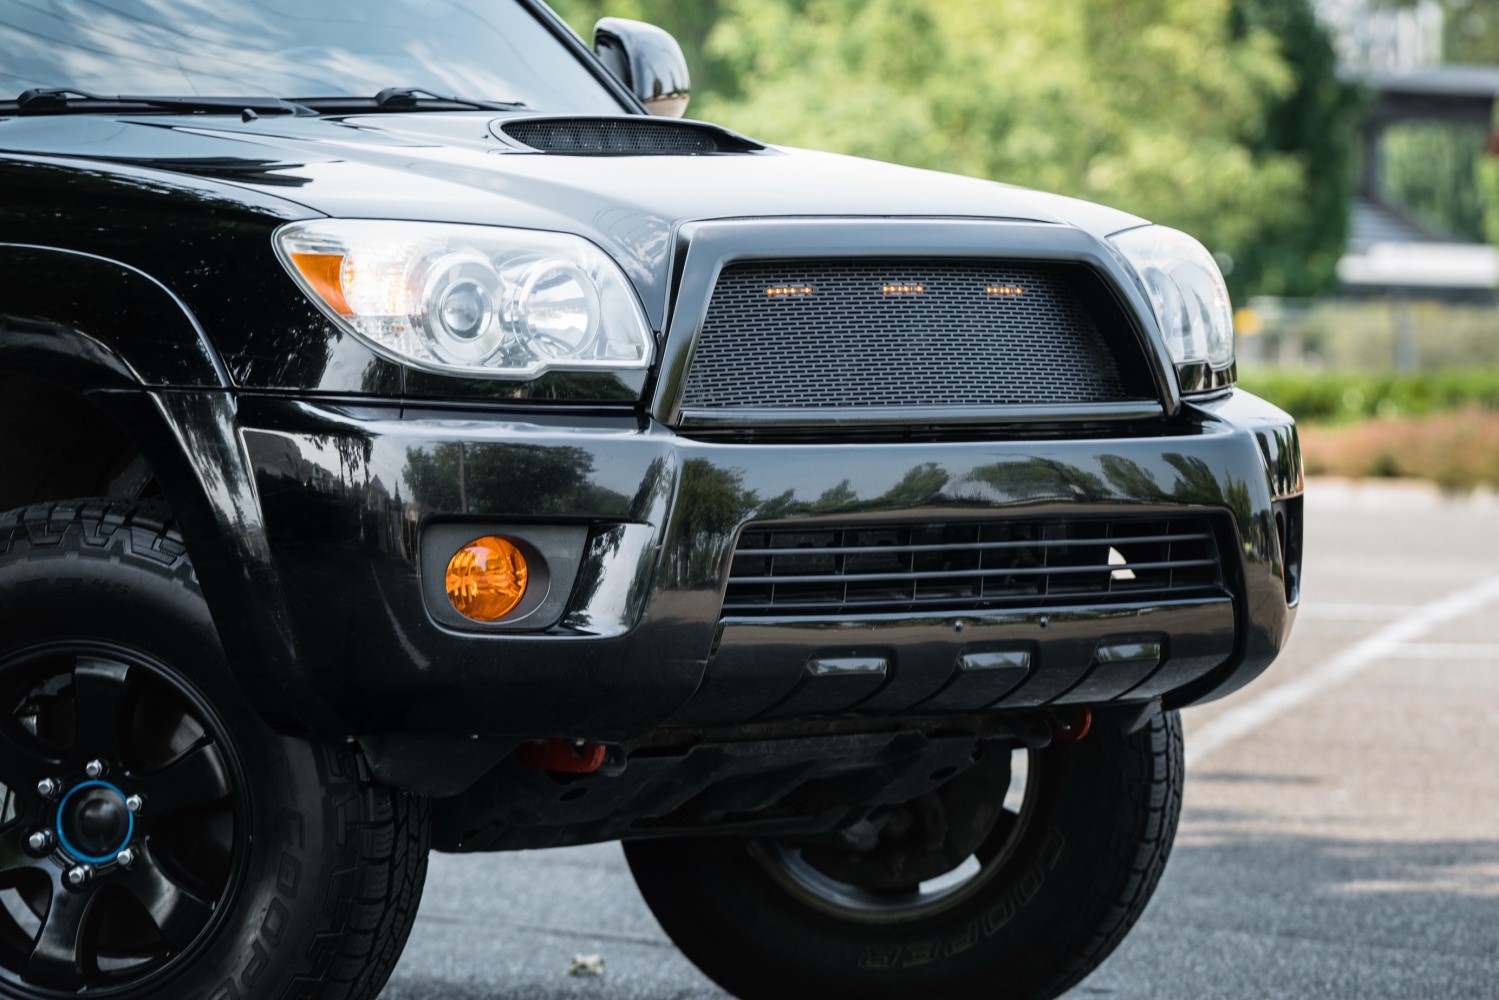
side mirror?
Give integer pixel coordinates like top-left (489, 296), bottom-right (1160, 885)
top-left (593, 17), bottom-right (690, 118)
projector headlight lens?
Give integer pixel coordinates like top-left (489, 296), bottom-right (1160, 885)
top-left (275, 220), bottom-right (652, 378)
top-left (511, 260), bottom-right (600, 359)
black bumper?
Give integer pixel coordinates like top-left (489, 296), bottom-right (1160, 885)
top-left (163, 387), bottom-right (1304, 740)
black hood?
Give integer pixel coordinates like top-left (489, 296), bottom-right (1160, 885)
top-left (0, 111), bottom-right (1146, 326)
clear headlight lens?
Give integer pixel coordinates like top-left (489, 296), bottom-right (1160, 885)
top-left (1109, 225), bottom-right (1234, 371)
top-left (274, 220), bottom-right (653, 378)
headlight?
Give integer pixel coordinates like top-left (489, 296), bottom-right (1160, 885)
top-left (274, 221), bottom-right (653, 378)
top-left (1109, 225), bottom-right (1234, 373)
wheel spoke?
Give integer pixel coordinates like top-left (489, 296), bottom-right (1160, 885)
top-left (26, 881), bottom-right (92, 989)
top-left (0, 716), bottom-right (59, 785)
top-left (131, 741), bottom-right (231, 814)
top-left (72, 658), bottom-right (131, 757)
top-left (120, 852), bottom-right (213, 950)
top-left (0, 827), bottom-right (35, 883)
top-left (972, 807), bottom-right (1020, 866)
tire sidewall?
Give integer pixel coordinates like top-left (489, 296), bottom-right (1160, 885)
top-left (0, 517), bottom-right (348, 1000)
top-left (626, 713), bottom-right (1181, 1000)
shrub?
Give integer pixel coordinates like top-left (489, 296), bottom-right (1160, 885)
top-left (1298, 409), bottom-right (1499, 490)
top-left (1239, 369), bottom-right (1499, 423)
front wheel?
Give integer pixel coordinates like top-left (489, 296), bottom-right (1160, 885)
top-left (625, 709), bottom-right (1183, 1000)
top-left (0, 501), bottom-right (429, 999)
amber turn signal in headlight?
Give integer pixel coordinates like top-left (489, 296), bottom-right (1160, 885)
top-left (445, 536), bottom-right (528, 621)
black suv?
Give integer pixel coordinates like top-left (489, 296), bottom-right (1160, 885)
top-left (0, 3), bottom-right (1303, 998)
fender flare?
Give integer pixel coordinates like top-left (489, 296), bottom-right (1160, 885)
top-left (0, 243), bottom-right (229, 388)
top-left (0, 245), bottom-right (344, 732)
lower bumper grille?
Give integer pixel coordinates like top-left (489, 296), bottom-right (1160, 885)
top-left (724, 515), bottom-right (1226, 616)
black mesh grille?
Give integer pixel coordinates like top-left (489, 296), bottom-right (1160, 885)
top-left (723, 516), bottom-right (1225, 616)
top-left (681, 260), bottom-right (1149, 411)
top-left (499, 117), bottom-right (759, 155)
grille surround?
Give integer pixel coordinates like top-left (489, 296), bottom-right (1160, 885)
top-left (680, 259), bottom-right (1153, 414)
top-left (723, 515), bottom-right (1227, 617)
top-left (496, 117), bottom-right (761, 155)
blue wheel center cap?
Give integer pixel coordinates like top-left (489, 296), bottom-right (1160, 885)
top-left (56, 780), bottom-right (134, 864)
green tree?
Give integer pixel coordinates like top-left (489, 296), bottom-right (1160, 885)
top-left (1230, 0), bottom-right (1363, 295)
top-left (1442, 0), bottom-right (1499, 64)
top-left (1484, 125), bottom-right (1499, 248)
top-left (1382, 123), bottom-right (1489, 241)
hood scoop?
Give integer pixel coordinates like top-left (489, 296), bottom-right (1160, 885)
top-left (492, 116), bottom-right (763, 156)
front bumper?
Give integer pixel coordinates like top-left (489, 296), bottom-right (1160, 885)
top-left (209, 387), bottom-right (1301, 740)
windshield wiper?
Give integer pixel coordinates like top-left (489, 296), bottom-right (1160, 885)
top-left (292, 88), bottom-right (526, 113)
top-left (373, 87), bottom-right (526, 111)
top-left (8, 88), bottom-right (315, 116)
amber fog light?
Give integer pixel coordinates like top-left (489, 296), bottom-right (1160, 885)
top-left (445, 536), bottom-right (529, 621)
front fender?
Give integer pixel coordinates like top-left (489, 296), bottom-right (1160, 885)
top-left (0, 246), bottom-right (343, 731)
top-left (0, 243), bottom-right (228, 387)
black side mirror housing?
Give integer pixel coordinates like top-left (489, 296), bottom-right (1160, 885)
top-left (593, 17), bottom-right (690, 118)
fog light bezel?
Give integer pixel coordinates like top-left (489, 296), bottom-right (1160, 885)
top-left (419, 522), bottom-right (590, 632)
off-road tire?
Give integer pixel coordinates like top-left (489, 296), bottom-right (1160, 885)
top-left (625, 709), bottom-right (1184, 1000)
top-left (0, 500), bottom-right (429, 999)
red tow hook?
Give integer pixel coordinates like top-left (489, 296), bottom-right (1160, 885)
top-left (515, 738), bottom-right (608, 774)
top-left (1046, 708), bottom-right (1093, 743)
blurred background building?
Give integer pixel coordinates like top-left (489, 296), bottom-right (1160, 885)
top-left (1319, 0), bottom-right (1444, 70)
top-left (1317, 0), bottom-right (1498, 308)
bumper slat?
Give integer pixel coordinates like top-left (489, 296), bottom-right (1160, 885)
top-left (724, 515), bottom-right (1227, 617)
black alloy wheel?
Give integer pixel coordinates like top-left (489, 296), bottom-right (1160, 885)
top-left (0, 501), bottom-right (429, 1000)
top-left (0, 644), bottom-right (246, 994)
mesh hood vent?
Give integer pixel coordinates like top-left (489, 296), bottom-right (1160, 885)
top-left (495, 116), bottom-right (762, 156)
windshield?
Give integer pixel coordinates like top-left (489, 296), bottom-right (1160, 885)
top-left (0, 0), bottom-right (626, 113)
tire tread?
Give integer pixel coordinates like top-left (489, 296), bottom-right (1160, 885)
top-left (1039, 710), bottom-right (1183, 998)
top-left (0, 500), bottom-right (428, 1000)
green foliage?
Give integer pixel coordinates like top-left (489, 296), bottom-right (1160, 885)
top-left (1231, 0), bottom-right (1363, 296)
top-left (1484, 152), bottom-right (1499, 249)
top-left (1238, 368), bottom-right (1499, 423)
top-left (1382, 123), bottom-right (1488, 242)
top-left (547, 0), bottom-right (1357, 301)
top-left (1485, 107), bottom-right (1499, 250)
top-left (1448, 2), bottom-right (1499, 63)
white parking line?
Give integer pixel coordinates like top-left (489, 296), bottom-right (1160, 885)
top-left (1385, 642), bottom-right (1499, 660)
top-left (1184, 575), bottom-right (1499, 769)
top-left (1296, 602), bottom-right (1419, 621)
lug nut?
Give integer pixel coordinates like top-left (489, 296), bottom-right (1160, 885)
top-left (124, 794), bottom-right (144, 814)
top-left (26, 829), bottom-right (54, 855)
top-left (36, 777), bottom-right (62, 799)
top-left (65, 865), bottom-right (93, 889)
top-left (84, 759), bottom-right (108, 779)
top-left (115, 847), bottom-right (136, 868)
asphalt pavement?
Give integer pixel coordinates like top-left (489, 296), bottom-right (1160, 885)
top-left (383, 478), bottom-right (1499, 999)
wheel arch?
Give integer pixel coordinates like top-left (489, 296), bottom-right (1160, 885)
top-left (0, 246), bottom-right (343, 733)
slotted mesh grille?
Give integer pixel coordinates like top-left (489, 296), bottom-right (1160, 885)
top-left (681, 260), bottom-right (1145, 410)
top-left (724, 516), bottom-right (1225, 616)
top-left (500, 118), bottom-right (754, 155)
